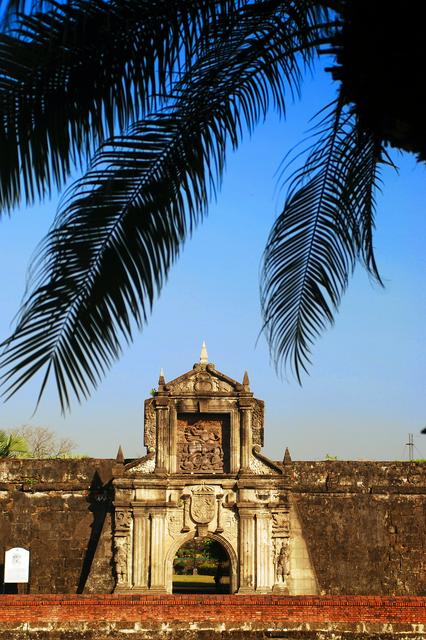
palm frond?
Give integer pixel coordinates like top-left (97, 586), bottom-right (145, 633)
top-left (1, 0), bottom-right (325, 410)
top-left (261, 96), bottom-right (383, 382)
top-left (0, 0), bottom-right (248, 212)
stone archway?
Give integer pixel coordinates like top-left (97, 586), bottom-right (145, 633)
top-left (165, 531), bottom-right (238, 594)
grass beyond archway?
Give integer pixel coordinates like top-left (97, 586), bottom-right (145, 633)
top-left (172, 537), bottom-right (230, 594)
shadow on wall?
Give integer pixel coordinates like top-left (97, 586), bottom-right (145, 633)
top-left (77, 471), bottom-right (112, 594)
top-left (0, 563), bottom-right (18, 593)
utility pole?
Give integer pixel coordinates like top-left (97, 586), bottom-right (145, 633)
top-left (406, 433), bottom-right (414, 461)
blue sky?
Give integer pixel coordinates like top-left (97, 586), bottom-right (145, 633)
top-left (0, 64), bottom-right (425, 461)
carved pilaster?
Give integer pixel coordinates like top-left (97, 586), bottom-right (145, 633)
top-left (216, 493), bottom-right (224, 533)
top-left (255, 511), bottom-right (272, 592)
top-left (239, 403), bottom-right (253, 473)
top-left (114, 508), bottom-right (132, 591)
top-left (271, 508), bottom-right (290, 593)
top-left (169, 406), bottom-right (177, 474)
top-left (238, 511), bottom-right (255, 593)
top-left (150, 509), bottom-right (167, 592)
top-left (155, 399), bottom-right (170, 474)
top-left (133, 509), bottom-right (150, 589)
top-left (230, 409), bottom-right (240, 473)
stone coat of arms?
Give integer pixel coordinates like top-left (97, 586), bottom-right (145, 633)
top-left (190, 486), bottom-right (216, 524)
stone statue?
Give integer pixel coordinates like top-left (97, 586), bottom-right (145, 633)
top-left (275, 541), bottom-right (288, 584)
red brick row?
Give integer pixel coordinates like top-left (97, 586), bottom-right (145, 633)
top-left (0, 595), bottom-right (425, 625)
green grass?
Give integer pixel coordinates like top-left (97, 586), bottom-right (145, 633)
top-left (172, 573), bottom-right (230, 593)
top-left (173, 574), bottom-right (215, 584)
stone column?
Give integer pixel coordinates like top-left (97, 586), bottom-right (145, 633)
top-left (155, 399), bottom-right (169, 474)
top-left (150, 509), bottom-right (167, 592)
top-left (133, 510), bottom-right (150, 590)
top-left (169, 406), bottom-right (177, 474)
top-left (255, 511), bottom-right (272, 592)
top-left (240, 405), bottom-right (253, 473)
top-left (216, 494), bottom-right (224, 533)
top-left (238, 511), bottom-right (255, 593)
top-left (181, 495), bottom-right (190, 532)
top-left (230, 409), bottom-right (240, 473)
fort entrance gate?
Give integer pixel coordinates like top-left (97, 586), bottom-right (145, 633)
top-left (113, 346), bottom-right (318, 594)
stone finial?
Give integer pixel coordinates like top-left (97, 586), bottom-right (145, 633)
top-left (116, 445), bottom-right (124, 463)
top-left (158, 368), bottom-right (165, 385)
top-left (283, 447), bottom-right (292, 464)
top-left (243, 370), bottom-right (250, 389)
top-left (200, 341), bottom-right (209, 365)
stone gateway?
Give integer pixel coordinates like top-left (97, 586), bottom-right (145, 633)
top-left (0, 349), bottom-right (425, 596)
top-left (113, 353), bottom-right (303, 594)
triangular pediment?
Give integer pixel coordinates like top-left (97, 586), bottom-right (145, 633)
top-left (165, 364), bottom-right (242, 396)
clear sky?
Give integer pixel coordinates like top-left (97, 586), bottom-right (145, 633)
top-left (0, 63), bottom-right (425, 461)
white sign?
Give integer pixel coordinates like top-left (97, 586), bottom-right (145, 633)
top-left (4, 547), bottom-right (30, 583)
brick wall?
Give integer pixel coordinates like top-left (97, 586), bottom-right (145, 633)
top-left (0, 594), bottom-right (425, 624)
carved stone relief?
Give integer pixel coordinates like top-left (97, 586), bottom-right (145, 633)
top-left (127, 456), bottom-right (156, 475)
top-left (210, 376), bottom-right (234, 393)
top-left (170, 372), bottom-right (235, 395)
top-left (274, 539), bottom-right (290, 586)
top-left (115, 509), bottom-right (132, 533)
top-left (271, 508), bottom-right (290, 591)
top-left (191, 486), bottom-right (216, 524)
top-left (272, 510), bottom-right (290, 537)
top-left (114, 536), bottom-right (129, 587)
top-left (143, 398), bottom-right (156, 450)
top-left (221, 508), bottom-right (238, 545)
top-left (252, 399), bottom-right (264, 446)
top-left (177, 414), bottom-right (230, 473)
top-left (167, 511), bottom-right (184, 540)
top-left (194, 372), bottom-right (214, 392)
top-left (249, 454), bottom-right (273, 475)
top-left (172, 377), bottom-right (196, 394)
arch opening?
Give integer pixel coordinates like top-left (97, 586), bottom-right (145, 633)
top-left (172, 537), bottom-right (230, 594)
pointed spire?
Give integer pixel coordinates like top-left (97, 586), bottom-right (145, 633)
top-left (200, 341), bottom-right (209, 365)
top-left (158, 367), bottom-right (165, 385)
top-left (283, 447), bottom-right (292, 464)
top-left (116, 445), bottom-right (124, 463)
top-left (243, 370), bottom-right (250, 388)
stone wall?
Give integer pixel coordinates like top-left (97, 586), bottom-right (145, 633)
top-left (0, 459), bottom-right (116, 594)
top-left (0, 459), bottom-right (425, 595)
top-left (285, 462), bottom-right (426, 596)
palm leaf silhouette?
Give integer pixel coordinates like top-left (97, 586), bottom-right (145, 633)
top-left (0, 0), bottom-right (253, 211)
top-left (261, 97), bottom-right (383, 380)
top-left (1, 0), bottom-right (326, 409)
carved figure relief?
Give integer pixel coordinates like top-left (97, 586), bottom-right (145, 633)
top-left (177, 414), bottom-right (229, 472)
top-left (275, 540), bottom-right (289, 584)
top-left (190, 486), bottom-right (216, 524)
top-left (114, 538), bottom-right (128, 586)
